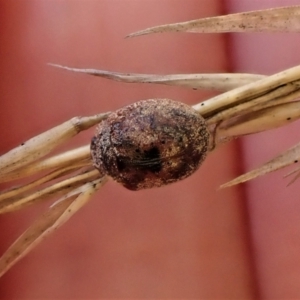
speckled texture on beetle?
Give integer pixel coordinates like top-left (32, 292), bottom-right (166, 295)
top-left (90, 98), bottom-right (210, 190)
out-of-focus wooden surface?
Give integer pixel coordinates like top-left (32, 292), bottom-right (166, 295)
top-left (1, 0), bottom-right (299, 299)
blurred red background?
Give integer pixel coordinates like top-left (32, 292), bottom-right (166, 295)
top-left (0, 0), bottom-right (300, 299)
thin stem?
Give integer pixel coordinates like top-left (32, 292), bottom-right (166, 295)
top-left (0, 169), bottom-right (100, 214)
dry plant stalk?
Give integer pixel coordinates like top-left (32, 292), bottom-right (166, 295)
top-left (1, 5), bottom-right (300, 277)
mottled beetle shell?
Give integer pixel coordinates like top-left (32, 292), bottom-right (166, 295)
top-left (90, 98), bottom-right (210, 190)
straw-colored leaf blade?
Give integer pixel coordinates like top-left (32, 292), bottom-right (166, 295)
top-left (205, 81), bottom-right (300, 127)
top-left (193, 65), bottom-right (300, 118)
top-left (0, 177), bottom-right (107, 278)
top-left (127, 6), bottom-right (300, 38)
top-left (0, 165), bottom-right (83, 203)
top-left (218, 100), bottom-right (300, 139)
top-left (0, 114), bottom-right (107, 177)
top-left (49, 64), bottom-right (264, 91)
top-left (220, 142), bottom-right (300, 188)
top-left (0, 195), bottom-right (76, 278)
top-left (0, 145), bottom-right (91, 183)
top-left (0, 169), bottom-right (100, 214)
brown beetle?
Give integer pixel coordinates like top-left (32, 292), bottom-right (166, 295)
top-left (91, 98), bottom-right (210, 190)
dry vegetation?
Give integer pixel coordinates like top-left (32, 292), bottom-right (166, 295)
top-left (0, 5), bottom-right (300, 277)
